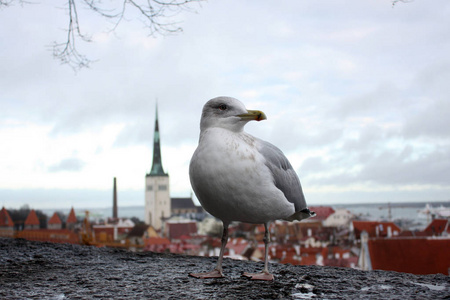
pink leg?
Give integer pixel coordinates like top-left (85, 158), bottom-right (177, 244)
top-left (242, 222), bottom-right (274, 281)
top-left (190, 223), bottom-right (229, 279)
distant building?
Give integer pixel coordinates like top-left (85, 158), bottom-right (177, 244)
top-left (351, 221), bottom-right (401, 240)
top-left (127, 224), bottom-right (159, 248)
top-left (48, 212), bottom-right (63, 230)
top-left (24, 209), bottom-right (40, 230)
top-left (356, 218), bottom-right (450, 275)
top-left (172, 197), bottom-right (197, 215)
top-left (112, 177), bottom-right (118, 219)
top-left (66, 207), bottom-right (78, 231)
top-left (323, 209), bottom-right (355, 227)
top-left (16, 229), bottom-right (79, 244)
top-left (308, 206), bottom-right (335, 222)
top-left (359, 235), bottom-right (450, 275)
top-left (423, 219), bottom-right (449, 236)
top-left (92, 219), bottom-right (135, 242)
top-left (164, 220), bottom-right (197, 240)
top-left (0, 207), bottom-right (14, 238)
top-left (145, 105), bottom-right (171, 230)
top-left (144, 237), bottom-right (172, 252)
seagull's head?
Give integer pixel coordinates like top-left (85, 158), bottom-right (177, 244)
top-left (200, 96), bottom-right (267, 132)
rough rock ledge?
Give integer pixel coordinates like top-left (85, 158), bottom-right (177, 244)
top-left (1, 238), bottom-right (449, 299)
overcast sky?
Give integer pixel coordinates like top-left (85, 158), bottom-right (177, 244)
top-left (1, 0), bottom-right (449, 210)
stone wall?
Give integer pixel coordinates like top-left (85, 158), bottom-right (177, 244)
top-left (0, 238), bottom-right (448, 299)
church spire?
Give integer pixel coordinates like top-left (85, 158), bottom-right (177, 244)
top-left (148, 103), bottom-right (167, 176)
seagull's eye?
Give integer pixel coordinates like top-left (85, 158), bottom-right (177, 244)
top-left (218, 104), bottom-right (228, 111)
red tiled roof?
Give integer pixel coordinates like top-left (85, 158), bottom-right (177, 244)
top-left (233, 223), bottom-right (256, 233)
top-left (324, 256), bottom-right (358, 268)
top-left (424, 219), bottom-right (448, 235)
top-left (66, 207), bottom-right (77, 224)
top-left (398, 230), bottom-right (430, 237)
top-left (301, 247), bottom-right (322, 255)
top-left (167, 222), bottom-right (197, 239)
top-left (48, 213), bottom-right (62, 225)
top-left (280, 256), bottom-right (302, 265)
top-left (0, 207), bottom-right (14, 227)
top-left (368, 237), bottom-right (450, 275)
top-left (127, 224), bottom-right (150, 237)
top-left (352, 221), bottom-right (401, 238)
top-left (255, 224), bottom-right (266, 233)
top-left (226, 238), bottom-right (249, 255)
top-left (308, 206), bottom-right (335, 221)
top-left (300, 254), bottom-right (317, 266)
top-left (322, 246), bottom-right (350, 258)
top-left (24, 209), bottom-right (40, 226)
top-left (201, 237), bottom-right (222, 248)
top-left (16, 229), bottom-right (79, 244)
top-left (145, 237), bottom-right (171, 246)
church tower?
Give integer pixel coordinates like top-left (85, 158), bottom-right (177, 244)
top-left (145, 104), bottom-right (171, 230)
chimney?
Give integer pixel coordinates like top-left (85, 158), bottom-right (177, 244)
top-left (113, 177), bottom-right (118, 219)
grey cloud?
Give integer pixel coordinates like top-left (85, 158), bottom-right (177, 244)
top-left (113, 122), bottom-right (153, 148)
top-left (264, 114), bottom-right (345, 153)
top-left (358, 146), bottom-right (450, 186)
top-left (113, 103), bottom-right (200, 148)
top-left (342, 125), bottom-right (384, 150)
top-left (48, 158), bottom-right (85, 173)
top-left (300, 157), bottom-right (327, 175)
top-left (402, 98), bottom-right (450, 139)
top-left (401, 63), bottom-right (450, 139)
top-left (330, 82), bottom-right (401, 120)
top-left (304, 144), bottom-right (450, 187)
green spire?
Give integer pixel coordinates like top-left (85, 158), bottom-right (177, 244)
top-left (148, 103), bottom-right (167, 177)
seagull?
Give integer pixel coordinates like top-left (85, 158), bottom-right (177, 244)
top-left (189, 96), bottom-right (315, 281)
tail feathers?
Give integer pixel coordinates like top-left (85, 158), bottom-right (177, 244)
top-left (284, 208), bottom-right (316, 222)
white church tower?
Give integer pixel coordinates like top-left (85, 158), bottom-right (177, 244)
top-left (145, 105), bottom-right (171, 230)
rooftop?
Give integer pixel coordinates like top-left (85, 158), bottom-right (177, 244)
top-left (368, 237), bottom-right (450, 275)
top-left (171, 197), bottom-right (197, 209)
top-left (24, 209), bottom-right (40, 226)
top-left (0, 207), bottom-right (14, 227)
top-left (48, 213), bottom-right (62, 225)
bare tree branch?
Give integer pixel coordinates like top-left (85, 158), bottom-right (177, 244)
top-left (0, 0), bottom-right (28, 7)
top-left (52, 0), bottom-right (92, 71)
top-left (2, 0), bottom-right (204, 71)
top-left (392, 0), bottom-right (415, 7)
top-left (0, 0), bottom-right (15, 6)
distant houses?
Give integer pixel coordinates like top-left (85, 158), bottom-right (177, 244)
top-left (24, 209), bottom-right (40, 230)
top-left (48, 212), bottom-right (63, 230)
top-left (0, 207), bottom-right (14, 238)
top-left (323, 208), bottom-right (354, 227)
top-left (1, 204), bottom-right (449, 276)
top-left (365, 236), bottom-right (450, 275)
top-left (351, 220), bottom-right (401, 239)
top-left (171, 198), bottom-right (201, 215)
top-left (356, 218), bottom-right (450, 275)
top-left (13, 208), bottom-right (80, 244)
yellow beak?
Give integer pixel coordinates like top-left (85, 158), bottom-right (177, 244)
top-left (238, 110), bottom-right (267, 122)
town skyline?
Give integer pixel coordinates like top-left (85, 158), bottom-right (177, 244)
top-left (2, 1), bottom-right (450, 209)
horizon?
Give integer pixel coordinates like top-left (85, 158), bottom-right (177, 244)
top-left (4, 199), bottom-right (448, 212)
top-left (2, 185), bottom-right (449, 211)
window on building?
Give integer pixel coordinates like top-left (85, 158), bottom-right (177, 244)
top-left (158, 185), bottom-right (167, 191)
top-left (147, 185), bottom-right (153, 191)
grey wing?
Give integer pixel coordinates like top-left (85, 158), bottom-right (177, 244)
top-left (256, 138), bottom-right (307, 212)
